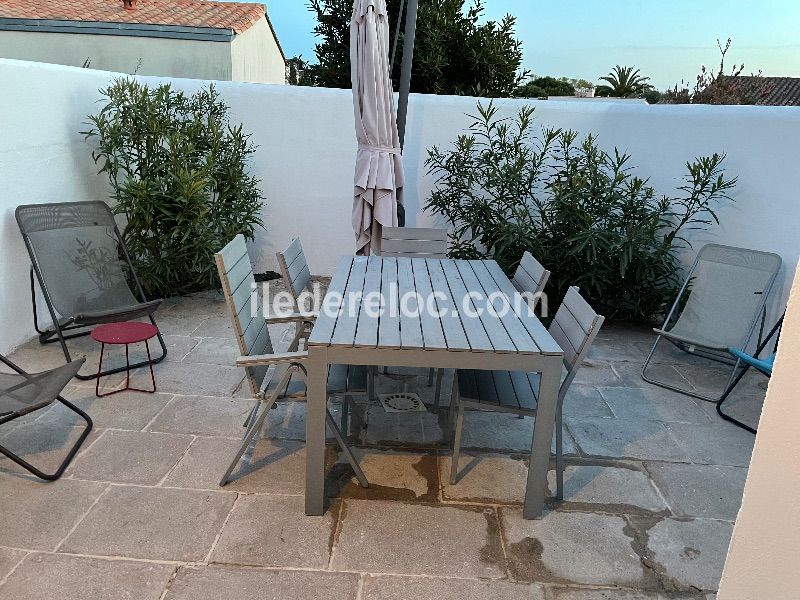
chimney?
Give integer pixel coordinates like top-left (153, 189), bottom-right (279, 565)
top-left (122, 0), bottom-right (136, 10)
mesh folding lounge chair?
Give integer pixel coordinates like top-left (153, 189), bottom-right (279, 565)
top-left (0, 355), bottom-right (92, 480)
top-left (716, 313), bottom-right (784, 434)
top-left (216, 235), bottom-right (369, 488)
top-left (16, 201), bottom-right (166, 380)
top-left (449, 287), bottom-right (604, 500)
top-left (379, 227), bottom-right (448, 405)
top-left (642, 244), bottom-right (781, 402)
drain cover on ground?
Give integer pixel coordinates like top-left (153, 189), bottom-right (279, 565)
top-left (378, 392), bottom-right (426, 413)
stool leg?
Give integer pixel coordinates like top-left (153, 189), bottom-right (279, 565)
top-left (125, 343), bottom-right (131, 391)
top-left (95, 343), bottom-right (105, 397)
top-left (145, 339), bottom-right (156, 393)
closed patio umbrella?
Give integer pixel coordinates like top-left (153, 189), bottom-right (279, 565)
top-left (351, 0), bottom-right (405, 256)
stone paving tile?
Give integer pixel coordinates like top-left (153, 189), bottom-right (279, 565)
top-left (0, 475), bottom-right (107, 550)
top-left (331, 500), bottom-right (507, 579)
top-left (191, 316), bottom-right (235, 339)
top-left (360, 574), bottom-right (547, 599)
top-left (147, 395), bottom-right (254, 437)
top-left (0, 423), bottom-right (101, 479)
top-left (182, 338), bottom-right (240, 366)
top-left (0, 547), bottom-right (27, 580)
top-left (572, 360), bottom-right (623, 387)
top-left (460, 411), bottom-right (579, 455)
top-left (646, 518), bottom-right (733, 592)
top-left (361, 404), bottom-right (446, 448)
top-left (567, 418), bottom-right (688, 462)
top-left (549, 588), bottom-right (694, 599)
top-left (0, 553), bottom-right (174, 600)
top-left (39, 386), bottom-right (174, 431)
top-left (332, 450), bottom-right (439, 502)
top-left (699, 391), bottom-right (764, 430)
top-left (665, 423), bottom-right (755, 467)
top-left (440, 454), bottom-right (529, 505)
top-left (645, 462), bottom-right (747, 521)
top-left (547, 464), bottom-right (668, 514)
top-left (599, 387), bottom-right (711, 424)
top-left (500, 508), bottom-right (645, 586)
top-left (151, 361), bottom-right (244, 396)
top-left (616, 362), bottom-right (692, 390)
top-left (562, 385), bottom-right (615, 418)
top-left (211, 494), bottom-right (336, 569)
top-left (68, 430), bottom-right (193, 485)
top-left (161, 335), bottom-right (202, 361)
top-left (163, 565), bottom-right (360, 600)
top-left (60, 485), bottom-right (236, 561)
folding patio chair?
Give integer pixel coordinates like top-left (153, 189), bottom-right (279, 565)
top-left (449, 287), bottom-right (604, 500)
top-left (216, 235), bottom-right (369, 487)
top-left (16, 201), bottom-right (166, 380)
top-left (642, 244), bottom-right (781, 402)
top-left (0, 355), bottom-right (92, 480)
top-left (716, 313), bottom-right (784, 433)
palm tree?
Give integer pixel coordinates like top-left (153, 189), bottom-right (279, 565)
top-left (596, 65), bottom-right (652, 98)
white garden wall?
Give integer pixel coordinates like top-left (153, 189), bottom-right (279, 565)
top-left (1, 58), bottom-right (798, 352)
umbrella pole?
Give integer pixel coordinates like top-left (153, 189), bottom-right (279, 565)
top-left (396, 0), bottom-right (418, 149)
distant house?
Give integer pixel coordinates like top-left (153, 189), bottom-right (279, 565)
top-left (0, 0), bottom-right (286, 84)
top-left (718, 76), bottom-right (800, 107)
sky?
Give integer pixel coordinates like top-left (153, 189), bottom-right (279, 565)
top-left (259, 0), bottom-right (800, 90)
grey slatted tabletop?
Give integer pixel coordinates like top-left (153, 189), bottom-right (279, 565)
top-left (304, 256), bottom-right (564, 519)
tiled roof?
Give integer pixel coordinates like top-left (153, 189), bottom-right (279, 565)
top-left (0, 0), bottom-right (265, 34)
top-left (719, 76), bottom-right (800, 107)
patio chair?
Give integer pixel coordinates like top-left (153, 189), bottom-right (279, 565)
top-left (511, 251), bottom-right (551, 298)
top-left (216, 235), bottom-right (368, 487)
top-left (0, 355), bottom-right (92, 480)
top-left (15, 201), bottom-right (166, 380)
top-left (716, 313), bottom-right (784, 434)
top-left (379, 227), bottom-right (448, 404)
top-left (642, 244), bottom-right (781, 402)
top-left (276, 238), bottom-right (319, 347)
top-left (449, 287), bottom-right (604, 499)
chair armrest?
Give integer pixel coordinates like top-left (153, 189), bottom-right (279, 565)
top-left (265, 311), bottom-right (319, 325)
top-left (236, 352), bottom-right (309, 368)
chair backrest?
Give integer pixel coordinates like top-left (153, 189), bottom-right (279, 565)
top-left (16, 201), bottom-right (142, 319)
top-left (380, 227), bottom-right (447, 259)
top-left (512, 252), bottom-right (550, 297)
top-left (215, 235), bottom-right (274, 396)
top-left (276, 238), bottom-right (312, 311)
top-left (548, 287), bottom-right (605, 398)
top-left (669, 244), bottom-right (782, 350)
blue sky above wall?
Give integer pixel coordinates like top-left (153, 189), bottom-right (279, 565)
top-left (255, 0), bottom-right (800, 90)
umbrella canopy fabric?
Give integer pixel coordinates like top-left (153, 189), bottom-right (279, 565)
top-left (351, 0), bottom-right (405, 256)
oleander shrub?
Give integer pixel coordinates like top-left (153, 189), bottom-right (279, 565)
top-left (84, 78), bottom-right (264, 297)
top-left (425, 101), bottom-right (737, 321)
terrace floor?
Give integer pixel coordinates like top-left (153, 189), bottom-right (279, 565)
top-left (0, 285), bottom-right (765, 600)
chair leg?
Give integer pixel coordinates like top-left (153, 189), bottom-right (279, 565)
top-left (450, 404), bottom-right (466, 485)
top-left (219, 397), bottom-right (274, 486)
top-left (0, 398), bottom-right (92, 481)
top-left (341, 395), bottom-right (351, 439)
top-left (447, 376), bottom-right (460, 438)
top-left (428, 368), bottom-right (435, 387)
top-left (432, 369), bottom-right (444, 413)
top-left (368, 366), bottom-right (376, 402)
top-left (556, 407), bottom-right (565, 500)
top-left (716, 364), bottom-right (759, 434)
top-left (326, 409), bottom-right (368, 488)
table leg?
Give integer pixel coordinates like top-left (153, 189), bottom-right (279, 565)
top-left (305, 346), bottom-right (329, 516)
top-left (524, 356), bottom-right (562, 519)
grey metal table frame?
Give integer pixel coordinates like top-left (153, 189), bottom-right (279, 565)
top-left (305, 256), bottom-right (563, 519)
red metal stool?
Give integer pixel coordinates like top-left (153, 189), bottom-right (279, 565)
top-left (91, 322), bottom-right (159, 397)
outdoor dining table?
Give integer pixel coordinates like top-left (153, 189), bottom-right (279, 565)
top-left (305, 255), bottom-right (564, 519)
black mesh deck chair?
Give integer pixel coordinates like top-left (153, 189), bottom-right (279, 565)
top-left (642, 243), bottom-right (782, 402)
top-left (16, 201), bottom-right (166, 379)
top-left (0, 355), bottom-right (92, 480)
